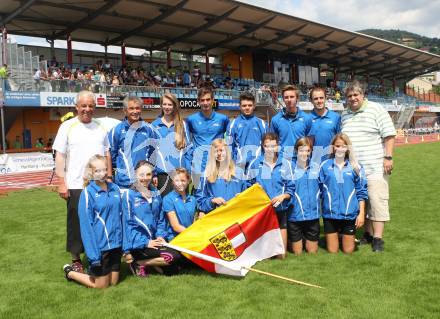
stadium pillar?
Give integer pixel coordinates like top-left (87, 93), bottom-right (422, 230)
top-left (67, 34), bottom-right (72, 66)
top-left (167, 47), bottom-right (171, 70)
top-left (121, 42), bottom-right (126, 66)
top-left (239, 55), bottom-right (243, 79)
top-left (149, 47), bottom-right (153, 71)
top-left (333, 67), bottom-right (338, 85)
top-left (104, 44), bottom-right (108, 60)
top-left (1, 27), bottom-right (7, 65)
top-left (49, 39), bottom-right (55, 62)
top-left (1, 78), bottom-right (6, 153)
top-left (205, 52), bottom-right (210, 75)
top-left (392, 78), bottom-right (396, 92)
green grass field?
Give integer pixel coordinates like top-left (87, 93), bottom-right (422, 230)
top-left (1, 143), bottom-right (439, 319)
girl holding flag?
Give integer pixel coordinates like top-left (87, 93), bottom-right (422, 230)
top-left (122, 160), bottom-right (181, 277)
top-left (319, 133), bottom-right (368, 253)
top-left (195, 139), bottom-right (247, 215)
top-left (247, 133), bottom-right (294, 258)
top-left (63, 155), bottom-right (122, 288)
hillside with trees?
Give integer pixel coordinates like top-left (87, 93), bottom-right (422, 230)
top-left (358, 29), bottom-right (440, 55)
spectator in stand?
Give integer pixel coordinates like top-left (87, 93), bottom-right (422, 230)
top-left (0, 64), bottom-right (11, 91)
top-left (183, 67), bottom-right (191, 87)
top-left (33, 68), bottom-right (41, 91)
top-left (13, 135), bottom-right (22, 149)
top-left (35, 137), bottom-right (44, 149)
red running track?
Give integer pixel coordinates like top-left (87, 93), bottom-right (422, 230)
top-left (0, 170), bottom-right (59, 194)
top-left (0, 135), bottom-right (439, 194)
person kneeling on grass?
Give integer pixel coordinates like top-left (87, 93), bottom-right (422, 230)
top-left (246, 133), bottom-right (294, 259)
top-left (122, 160), bottom-right (181, 277)
top-left (319, 133), bottom-right (368, 253)
top-left (163, 168), bottom-right (197, 240)
top-left (195, 139), bottom-right (247, 216)
top-left (288, 137), bottom-right (321, 255)
top-left (63, 155), bottom-right (123, 288)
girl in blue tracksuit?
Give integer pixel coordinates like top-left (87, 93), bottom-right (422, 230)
top-left (319, 133), bottom-right (368, 254)
top-left (122, 160), bottom-right (181, 277)
top-left (163, 168), bottom-right (197, 241)
top-left (288, 137), bottom-right (321, 255)
top-left (226, 92), bottom-right (267, 172)
top-left (63, 155), bottom-right (123, 289)
top-left (151, 93), bottom-right (192, 196)
top-left (247, 132), bottom-right (294, 258)
top-left (195, 139), bottom-right (247, 215)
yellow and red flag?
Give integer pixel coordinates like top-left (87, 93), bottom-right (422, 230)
top-left (170, 184), bottom-right (285, 276)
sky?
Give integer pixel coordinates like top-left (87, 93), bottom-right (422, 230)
top-left (8, 0), bottom-right (440, 54)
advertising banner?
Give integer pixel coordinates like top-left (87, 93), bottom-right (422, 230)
top-left (4, 92), bottom-right (40, 107)
top-left (0, 152), bottom-right (54, 175)
top-left (40, 92), bottom-right (106, 107)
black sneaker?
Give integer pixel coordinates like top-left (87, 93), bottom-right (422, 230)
top-left (358, 232), bottom-right (373, 245)
top-left (63, 264), bottom-right (74, 281)
top-left (372, 237), bottom-right (384, 252)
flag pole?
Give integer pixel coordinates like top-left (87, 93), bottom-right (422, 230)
top-left (164, 243), bottom-right (323, 289)
top-left (242, 266), bottom-right (323, 289)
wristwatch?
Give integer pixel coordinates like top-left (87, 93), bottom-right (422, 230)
top-left (384, 156), bottom-right (393, 160)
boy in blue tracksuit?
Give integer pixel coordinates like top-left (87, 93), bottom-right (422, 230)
top-left (122, 161), bottom-right (181, 277)
top-left (108, 96), bottom-right (159, 188)
top-left (186, 88), bottom-right (229, 186)
top-left (162, 168), bottom-right (197, 241)
top-left (246, 133), bottom-right (294, 258)
top-left (308, 87), bottom-right (341, 163)
top-left (287, 137), bottom-right (321, 255)
top-left (63, 155), bottom-right (122, 289)
top-left (319, 133), bottom-right (368, 254)
top-left (226, 91), bottom-right (267, 172)
top-left (270, 85), bottom-right (312, 160)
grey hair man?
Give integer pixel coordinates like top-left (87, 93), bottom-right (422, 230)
top-left (341, 80), bottom-right (396, 252)
top-left (53, 90), bottom-right (112, 271)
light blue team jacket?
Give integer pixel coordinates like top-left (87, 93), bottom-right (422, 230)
top-left (108, 118), bottom-right (158, 188)
top-left (78, 181), bottom-right (123, 266)
top-left (121, 187), bottom-right (167, 253)
top-left (319, 159), bottom-right (368, 220)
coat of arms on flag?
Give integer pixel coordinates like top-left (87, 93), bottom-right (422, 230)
top-left (210, 223), bottom-right (248, 261)
top-left (170, 184), bottom-right (285, 276)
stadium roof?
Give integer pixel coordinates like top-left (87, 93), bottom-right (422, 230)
top-left (1, 0), bottom-right (440, 80)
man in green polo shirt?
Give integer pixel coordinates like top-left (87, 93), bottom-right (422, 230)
top-left (341, 80), bottom-right (396, 252)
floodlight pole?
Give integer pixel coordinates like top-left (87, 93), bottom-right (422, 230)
top-left (1, 80), bottom-right (6, 153)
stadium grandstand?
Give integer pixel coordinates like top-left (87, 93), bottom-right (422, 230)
top-left (0, 0), bottom-right (440, 152)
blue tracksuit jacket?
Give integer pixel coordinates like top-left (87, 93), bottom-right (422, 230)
top-left (121, 187), bottom-right (167, 253)
top-left (186, 111), bottom-right (229, 173)
top-left (319, 159), bottom-right (368, 220)
top-left (246, 155), bottom-right (294, 212)
top-left (162, 190), bottom-right (197, 240)
top-left (288, 161), bottom-right (321, 222)
top-left (151, 116), bottom-right (192, 174)
top-left (226, 114), bottom-right (267, 168)
top-left (270, 108), bottom-right (312, 159)
top-left (108, 118), bottom-right (159, 188)
top-left (195, 171), bottom-right (247, 213)
top-left (309, 109), bottom-right (341, 162)
top-left (78, 181), bottom-right (123, 266)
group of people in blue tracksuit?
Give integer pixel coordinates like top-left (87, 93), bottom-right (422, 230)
top-left (63, 85), bottom-right (367, 289)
